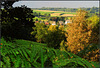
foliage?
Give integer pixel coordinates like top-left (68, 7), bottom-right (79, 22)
top-left (87, 15), bottom-right (99, 28)
top-left (77, 43), bottom-right (100, 62)
top-left (1, 5), bottom-right (35, 41)
top-left (1, 0), bottom-right (19, 9)
top-left (44, 25), bottom-right (66, 49)
top-left (65, 10), bottom-right (91, 54)
top-left (79, 15), bottom-right (99, 62)
top-left (1, 38), bottom-right (99, 67)
top-left (31, 24), bottom-right (66, 49)
top-left (60, 40), bottom-right (66, 51)
top-left (33, 11), bottom-right (50, 17)
top-left (65, 9), bottom-right (99, 62)
top-left (31, 23), bottom-right (48, 43)
top-left (49, 17), bottom-right (66, 23)
top-left (87, 15), bottom-right (99, 44)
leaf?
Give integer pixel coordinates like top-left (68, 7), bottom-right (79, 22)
top-left (41, 48), bottom-right (44, 67)
top-left (14, 55), bottom-right (21, 67)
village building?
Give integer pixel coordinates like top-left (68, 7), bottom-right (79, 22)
top-left (59, 21), bottom-right (64, 25)
top-left (35, 21), bottom-right (39, 23)
top-left (49, 21), bottom-right (56, 25)
top-left (40, 21), bottom-right (43, 23)
top-left (45, 22), bottom-right (49, 25)
top-left (65, 20), bottom-right (72, 24)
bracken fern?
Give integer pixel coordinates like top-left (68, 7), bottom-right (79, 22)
top-left (0, 38), bottom-right (99, 67)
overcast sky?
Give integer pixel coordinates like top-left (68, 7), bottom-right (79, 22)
top-left (13, 1), bottom-right (99, 8)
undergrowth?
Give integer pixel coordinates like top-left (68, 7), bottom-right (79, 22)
top-left (0, 38), bottom-right (99, 67)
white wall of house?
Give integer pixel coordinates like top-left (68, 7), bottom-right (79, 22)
top-left (65, 20), bottom-right (71, 24)
top-left (52, 23), bottom-right (56, 25)
top-left (51, 21), bottom-right (56, 25)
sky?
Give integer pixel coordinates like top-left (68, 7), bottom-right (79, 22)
top-left (13, 1), bottom-right (99, 8)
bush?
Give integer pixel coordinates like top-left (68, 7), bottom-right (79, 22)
top-left (32, 24), bottom-right (66, 49)
top-left (44, 25), bottom-right (66, 49)
top-left (31, 23), bottom-right (48, 43)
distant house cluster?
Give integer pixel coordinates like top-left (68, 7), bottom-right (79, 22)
top-left (35, 13), bottom-right (75, 25)
top-left (35, 20), bottom-right (72, 26)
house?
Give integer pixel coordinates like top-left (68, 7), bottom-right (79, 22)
top-left (59, 21), bottom-right (63, 25)
top-left (45, 22), bottom-right (49, 25)
top-left (49, 21), bottom-right (56, 25)
top-left (65, 20), bottom-right (72, 24)
top-left (35, 21), bottom-right (39, 23)
top-left (40, 21), bottom-right (43, 23)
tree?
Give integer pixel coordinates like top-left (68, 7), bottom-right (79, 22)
top-left (1, 0), bottom-right (19, 9)
top-left (31, 23), bottom-right (48, 43)
top-left (31, 24), bottom-right (66, 49)
top-left (87, 15), bottom-right (99, 44)
top-left (65, 9), bottom-right (91, 54)
top-left (1, 2), bottom-right (35, 41)
top-left (44, 25), bottom-right (66, 49)
top-left (65, 9), bottom-right (99, 62)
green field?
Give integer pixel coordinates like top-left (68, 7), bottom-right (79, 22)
top-left (33, 10), bottom-right (76, 17)
top-left (32, 10), bottom-right (77, 22)
top-left (33, 10), bottom-right (54, 15)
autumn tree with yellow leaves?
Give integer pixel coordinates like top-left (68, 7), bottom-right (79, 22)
top-left (65, 9), bottom-right (99, 54)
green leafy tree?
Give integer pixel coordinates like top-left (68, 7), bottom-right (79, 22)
top-left (1, 4), bottom-right (35, 41)
top-left (44, 25), bottom-right (66, 49)
top-left (31, 23), bottom-right (48, 43)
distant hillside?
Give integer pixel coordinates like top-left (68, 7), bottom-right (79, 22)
top-left (32, 7), bottom-right (99, 14)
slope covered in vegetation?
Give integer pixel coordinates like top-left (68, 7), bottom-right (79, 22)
top-left (0, 38), bottom-right (99, 67)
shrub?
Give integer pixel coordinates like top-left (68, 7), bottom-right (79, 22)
top-left (44, 25), bottom-right (66, 49)
top-left (31, 23), bottom-right (48, 43)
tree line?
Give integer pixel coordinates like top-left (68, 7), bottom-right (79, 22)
top-left (32, 7), bottom-right (99, 16)
top-left (33, 12), bottom-right (50, 17)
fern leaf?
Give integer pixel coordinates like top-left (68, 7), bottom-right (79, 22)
top-left (21, 48), bottom-right (29, 60)
top-left (18, 48), bottom-right (24, 57)
top-left (41, 48), bottom-right (44, 67)
top-left (14, 55), bottom-right (21, 67)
